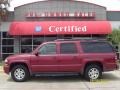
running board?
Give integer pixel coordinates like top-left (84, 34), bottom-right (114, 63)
top-left (32, 72), bottom-right (79, 77)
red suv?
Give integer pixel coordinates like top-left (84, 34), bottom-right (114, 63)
top-left (3, 39), bottom-right (119, 82)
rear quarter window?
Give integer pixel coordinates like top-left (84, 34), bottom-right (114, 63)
top-left (80, 42), bottom-right (114, 53)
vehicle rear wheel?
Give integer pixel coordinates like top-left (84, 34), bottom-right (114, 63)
top-left (11, 65), bottom-right (30, 82)
top-left (84, 64), bottom-right (102, 81)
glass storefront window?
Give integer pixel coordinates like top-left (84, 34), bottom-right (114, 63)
top-left (57, 35), bottom-right (64, 39)
top-left (21, 38), bottom-right (32, 45)
top-left (2, 39), bottom-right (14, 45)
top-left (2, 32), bottom-right (13, 38)
top-left (33, 45), bottom-right (38, 50)
top-left (44, 36), bottom-right (57, 41)
top-left (21, 46), bottom-right (32, 53)
top-left (1, 32), bottom-right (14, 59)
top-left (73, 34), bottom-right (91, 38)
top-left (2, 46), bottom-right (14, 53)
top-left (64, 35), bottom-right (73, 39)
top-left (2, 54), bottom-right (13, 60)
top-left (33, 37), bottom-right (44, 45)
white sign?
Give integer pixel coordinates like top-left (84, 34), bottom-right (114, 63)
top-left (49, 26), bottom-right (87, 33)
top-left (26, 12), bottom-right (95, 18)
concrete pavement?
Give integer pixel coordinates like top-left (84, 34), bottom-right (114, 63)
top-left (0, 66), bottom-right (3, 72)
top-left (0, 70), bottom-right (120, 90)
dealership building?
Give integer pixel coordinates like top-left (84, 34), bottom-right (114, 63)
top-left (0, 0), bottom-right (120, 59)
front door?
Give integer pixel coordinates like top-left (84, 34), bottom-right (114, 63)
top-left (30, 43), bottom-right (58, 72)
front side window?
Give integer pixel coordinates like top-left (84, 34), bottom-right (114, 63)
top-left (60, 43), bottom-right (77, 54)
top-left (38, 43), bottom-right (56, 55)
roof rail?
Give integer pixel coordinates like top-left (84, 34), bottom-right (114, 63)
top-left (54, 38), bottom-right (107, 41)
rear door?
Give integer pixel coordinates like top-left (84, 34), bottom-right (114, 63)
top-left (58, 42), bottom-right (82, 72)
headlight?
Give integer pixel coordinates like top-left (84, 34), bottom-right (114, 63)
top-left (4, 59), bottom-right (8, 63)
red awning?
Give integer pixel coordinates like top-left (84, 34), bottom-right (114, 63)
top-left (9, 21), bottom-right (112, 35)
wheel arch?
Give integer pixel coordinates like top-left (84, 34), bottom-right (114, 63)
top-left (9, 62), bottom-right (31, 74)
top-left (83, 61), bottom-right (103, 74)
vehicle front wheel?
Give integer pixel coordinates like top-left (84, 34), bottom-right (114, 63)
top-left (11, 65), bottom-right (30, 82)
top-left (84, 65), bottom-right (102, 81)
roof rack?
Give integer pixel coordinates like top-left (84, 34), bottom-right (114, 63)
top-left (54, 38), bottom-right (107, 41)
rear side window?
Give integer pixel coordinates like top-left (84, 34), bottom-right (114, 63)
top-left (80, 42), bottom-right (114, 53)
top-left (60, 43), bottom-right (77, 54)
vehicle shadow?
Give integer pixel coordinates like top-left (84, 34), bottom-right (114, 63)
top-left (7, 74), bottom-right (84, 82)
top-left (30, 75), bottom-right (84, 82)
top-left (7, 71), bottom-right (120, 82)
top-left (101, 72), bottom-right (120, 81)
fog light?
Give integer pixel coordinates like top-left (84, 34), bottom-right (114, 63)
top-left (4, 59), bottom-right (8, 63)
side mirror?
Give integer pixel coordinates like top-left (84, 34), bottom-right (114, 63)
top-left (35, 52), bottom-right (39, 56)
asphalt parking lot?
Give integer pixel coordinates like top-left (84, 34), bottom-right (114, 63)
top-left (0, 69), bottom-right (120, 90)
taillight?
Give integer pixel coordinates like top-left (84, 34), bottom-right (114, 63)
top-left (115, 59), bottom-right (119, 64)
top-left (115, 55), bottom-right (118, 60)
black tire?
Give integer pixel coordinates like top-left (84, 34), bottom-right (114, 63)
top-left (11, 65), bottom-right (30, 82)
top-left (84, 64), bottom-right (102, 81)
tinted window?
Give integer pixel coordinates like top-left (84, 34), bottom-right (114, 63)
top-left (33, 37), bottom-right (44, 45)
top-left (2, 39), bottom-right (14, 45)
top-left (39, 43), bottom-right (56, 55)
top-left (21, 46), bottom-right (32, 53)
top-left (2, 32), bottom-right (12, 38)
top-left (21, 38), bottom-right (32, 45)
top-left (60, 43), bottom-right (77, 54)
top-left (44, 36), bottom-right (57, 41)
top-left (81, 42), bottom-right (114, 53)
top-left (2, 46), bottom-right (14, 53)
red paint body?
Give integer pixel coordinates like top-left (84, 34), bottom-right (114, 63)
top-left (3, 40), bottom-right (119, 75)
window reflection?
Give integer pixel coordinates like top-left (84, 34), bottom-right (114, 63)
top-left (44, 36), bottom-right (57, 41)
top-left (2, 54), bottom-right (13, 60)
top-left (21, 38), bottom-right (32, 45)
top-left (33, 37), bottom-right (44, 45)
top-left (2, 46), bottom-right (14, 53)
top-left (21, 46), bottom-right (32, 53)
top-left (2, 39), bottom-right (14, 45)
top-left (33, 46), bottom-right (38, 50)
top-left (1, 32), bottom-right (14, 59)
top-left (2, 32), bottom-right (12, 38)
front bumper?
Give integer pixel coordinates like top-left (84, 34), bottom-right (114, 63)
top-left (104, 62), bottom-right (119, 72)
top-left (3, 64), bottom-right (10, 74)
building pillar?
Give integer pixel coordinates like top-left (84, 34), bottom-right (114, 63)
top-left (14, 37), bottom-right (20, 54)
